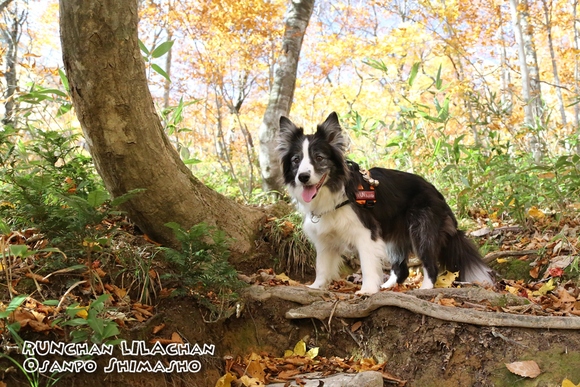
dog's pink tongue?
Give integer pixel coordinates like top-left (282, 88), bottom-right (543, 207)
top-left (302, 185), bottom-right (318, 203)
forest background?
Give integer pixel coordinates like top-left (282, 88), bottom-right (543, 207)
top-left (2, 0), bottom-right (580, 222)
top-left (2, 1), bottom-right (580, 385)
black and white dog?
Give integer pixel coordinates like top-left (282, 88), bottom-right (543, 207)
top-left (278, 112), bottom-right (493, 294)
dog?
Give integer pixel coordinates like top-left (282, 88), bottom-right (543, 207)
top-left (277, 112), bottom-right (493, 294)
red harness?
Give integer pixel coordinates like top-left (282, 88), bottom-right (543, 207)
top-left (355, 169), bottom-right (378, 207)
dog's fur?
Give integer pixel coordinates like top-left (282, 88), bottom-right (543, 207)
top-left (278, 112), bottom-right (493, 294)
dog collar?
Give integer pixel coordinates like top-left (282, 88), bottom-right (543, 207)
top-left (310, 199), bottom-right (350, 223)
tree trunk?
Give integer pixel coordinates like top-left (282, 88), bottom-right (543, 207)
top-left (258, 0), bottom-right (315, 193)
top-left (59, 0), bottom-right (264, 254)
top-left (573, 0), bottom-right (580, 154)
top-left (1, 1), bottom-right (22, 127)
top-left (509, 0), bottom-right (544, 161)
top-left (509, 0), bottom-right (544, 127)
top-left (541, 0), bottom-right (567, 127)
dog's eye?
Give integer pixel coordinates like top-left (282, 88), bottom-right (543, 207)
top-left (291, 155), bottom-right (300, 165)
top-left (315, 155), bottom-right (324, 162)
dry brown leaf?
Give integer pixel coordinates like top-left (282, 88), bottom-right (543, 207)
top-left (171, 331), bottom-right (184, 344)
top-left (133, 306), bottom-right (153, 317)
top-left (438, 298), bottom-right (457, 307)
top-left (25, 272), bottom-right (50, 284)
top-left (351, 321), bottom-right (362, 332)
top-left (277, 369), bottom-right (301, 380)
top-left (529, 266), bottom-right (539, 279)
top-left (505, 360), bottom-right (541, 378)
top-left (149, 338), bottom-right (175, 345)
top-left (152, 323), bottom-right (165, 334)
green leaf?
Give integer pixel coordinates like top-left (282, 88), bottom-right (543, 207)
top-left (0, 219), bottom-right (10, 235)
top-left (110, 188), bottom-right (146, 207)
top-left (9, 245), bottom-right (34, 258)
top-left (87, 190), bottom-right (109, 207)
top-left (62, 318), bottom-right (89, 327)
top-left (183, 158), bottom-right (202, 165)
top-left (138, 39), bottom-right (150, 56)
top-left (36, 88), bottom-right (68, 98)
top-left (0, 295), bottom-right (28, 319)
top-left (43, 300), bottom-right (60, 306)
top-left (151, 64), bottom-right (171, 82)
top-left (59, 68), bottom-right (70, 92)
top-left (435, 64), bottom-right (443, 90)
top-left (408, 62), bottom-right (421, 86)
top-left (151, 40), bottom-right (174, 58)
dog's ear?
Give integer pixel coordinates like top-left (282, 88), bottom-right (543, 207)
top-left (277, 116), bottom-right (303, 154)
top-left (317, 112), bottom-right (347, 151)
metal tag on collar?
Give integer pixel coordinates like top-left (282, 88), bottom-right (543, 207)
top-left (310, 213), bottom-right (321, 223)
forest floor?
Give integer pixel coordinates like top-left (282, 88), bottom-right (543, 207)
top-left (2, 211), bottom-right (580, 387)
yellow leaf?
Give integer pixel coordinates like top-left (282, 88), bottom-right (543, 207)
top-left (505, 285), bottom-right (520, 295)
top-left (283, 350), bottom-right (293, 358)
top-left (239, 375), bottom-right (264, 387)
top-left (293, 340), bottom-right (306, 356)
top-left (305, 347), bottom-right (319, 359)
top-left (245, 359), bottom-right (265, 383)
top-left (214, 372), bottom-right (236, 387)
top-left (528, 206), bottom-right (545, 219)
top-left (76, 307), bottom-right (88, 319)
top-left (532, 278), bottom-right (555, 296)
top-left (496, 258), bottom-right (508, 264)
top-left (434, 271), bottom-right (458, 288)
top-left (275, 273), bottom-right (300, 286)
top-left (562, 378), bottom-right (580, 387)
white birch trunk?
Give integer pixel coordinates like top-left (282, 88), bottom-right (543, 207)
top-left (258, 0), bottom-right (315, 193)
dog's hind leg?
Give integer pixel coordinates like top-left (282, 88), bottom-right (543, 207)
top-left (381, 241), bottom-right (410, 289)
top-left (408, 210), bottom-right (441, 289)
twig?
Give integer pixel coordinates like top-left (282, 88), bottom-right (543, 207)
top-left (483, 249), bottom-right (538, 264)
top-left (56, 280), bottom-right (88, 313)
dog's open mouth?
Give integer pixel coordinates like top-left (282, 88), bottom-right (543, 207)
top-left (302, 173), bottom-right (327, 203)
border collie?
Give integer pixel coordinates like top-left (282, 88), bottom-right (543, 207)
top-left (278, 112), bottom-right (493, 294)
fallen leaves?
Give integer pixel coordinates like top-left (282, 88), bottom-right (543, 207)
top-left (215, 340), bottom-right (406, 387)
top-left (505, 360), bottom-right (541, 378)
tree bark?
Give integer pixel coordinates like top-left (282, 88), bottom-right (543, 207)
top-left (59, 0), bottom-right (264, 254)
top-left (258, 0), bottom-right (315, 193)
top-left (509, 0), bottom-right (543, 126)
top-left (1, 1), bottom-right (23, 127)
top-left (541, 0), bottom-right (566, 127)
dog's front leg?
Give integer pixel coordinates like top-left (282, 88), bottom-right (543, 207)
top-left (355, 239), bottom-right (385, 295)
top-left (308, 244), bottom-right (341, 290)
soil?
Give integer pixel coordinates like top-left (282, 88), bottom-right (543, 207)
top-left (4, 283), bottom-right (580, 387)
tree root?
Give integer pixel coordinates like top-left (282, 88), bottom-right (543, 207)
top-left (244, 285), bottom-right (580, 330)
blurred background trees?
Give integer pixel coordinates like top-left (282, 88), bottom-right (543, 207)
top-left (2, 0), bottom-right (580, 225)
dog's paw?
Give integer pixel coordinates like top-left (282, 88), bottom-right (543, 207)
top-left (381, 277), bottom-right (398, 289)
top-left (356, 286), bottom-right (379, 295)
top-left (308, 282), bottom-right (326, 290)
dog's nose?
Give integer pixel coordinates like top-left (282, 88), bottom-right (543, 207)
top-left (298, 172), bottom-right (310, 183)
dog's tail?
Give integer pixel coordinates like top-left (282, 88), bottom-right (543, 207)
top-left (441, 230), bottom-right (493, 286)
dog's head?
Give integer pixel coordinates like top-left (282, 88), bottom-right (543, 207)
top-left (277, 112), bottom-right (348, 203)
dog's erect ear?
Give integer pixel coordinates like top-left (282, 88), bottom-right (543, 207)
top-left (317, 112), bottom-right (347, 151)
top-left (277, 116), bottom-right (303, 155)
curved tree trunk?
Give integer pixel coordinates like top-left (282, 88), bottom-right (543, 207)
top-left (258, 0), bottom-right (315, 193)
top-left (59, 0), bottom-right (264, 254)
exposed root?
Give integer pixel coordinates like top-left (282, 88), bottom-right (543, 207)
top-left (245, 285), bottom-right (580, 330)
